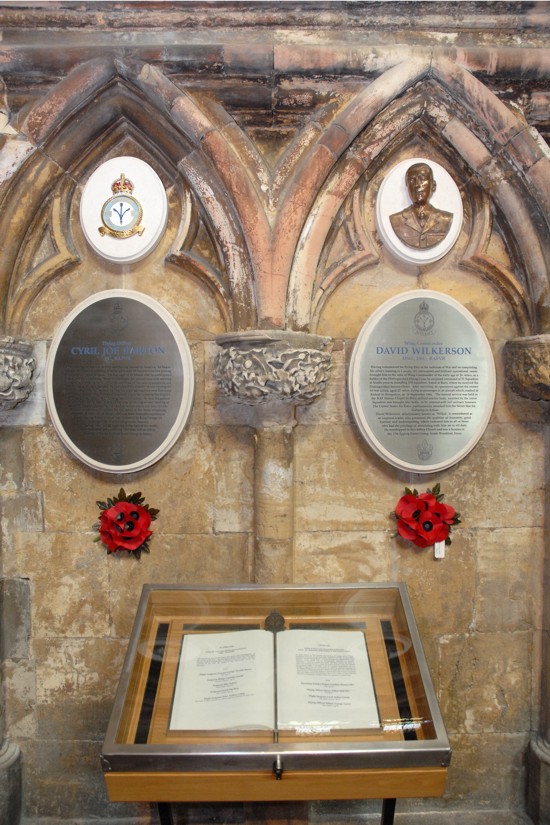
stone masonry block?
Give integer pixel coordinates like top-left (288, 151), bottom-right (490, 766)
top-left (109, 532), bottom-right (252, 638)
top-left (17, 532), bottom-right (110, 639)
top-left (0, 577), bottom-right (30, 660)
top-left (294, 530), bottom-right (396, 584)
top-left (439, 632), bottom-right (533, 735)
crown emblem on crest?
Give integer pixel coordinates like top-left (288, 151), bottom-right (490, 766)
top-left (417, 439), bottom-right (433, 461)
top-left (414, 300), bottom-right (434, 333)
top-left (99, 170), bottom-right (144, 239)
top-left (110, 300), bottom-right (128, 331)
top-left (111, 173), bottom-right (134, 195)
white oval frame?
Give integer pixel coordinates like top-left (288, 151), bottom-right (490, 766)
top-left (80, 156), bottom-right (168, 264)
top-left (348, 290), bottom-right (496, 473)
top-left (375, 158), bottom-right (463, 265)
top-left (46, 290), bottom-right (195, 473)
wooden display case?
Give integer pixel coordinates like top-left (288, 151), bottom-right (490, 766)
top-left (101, 583), bottom-right (451, 823)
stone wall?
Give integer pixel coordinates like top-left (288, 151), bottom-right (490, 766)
top-left (0, 3), bottom-right (549, 824)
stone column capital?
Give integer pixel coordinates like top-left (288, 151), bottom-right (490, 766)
top-left (0, 336), bottom-right (36, 412)
top-left (503, 335), bottom-right (550, 402)
top-left (214, 329), bottom-right (332, 410)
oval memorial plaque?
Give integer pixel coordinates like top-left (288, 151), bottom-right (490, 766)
top-left (46, 290), bottom-right (194, 473)
top-left (348, 290), bottom-right (495, 473)
top-left (80, 156), bottom-right (168, 264)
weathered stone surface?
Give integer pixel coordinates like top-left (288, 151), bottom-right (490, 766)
top-left (33, 637), bottom-right (126, 741)
top-left (439, 633), bottom-right (533, 734)
top-left (23, 423), bottom-right (227, 537)
top-left (109, 533), bottom-right (252, 638)
top-left (19, 59), bottom-right (117, 147)
top-left (213, 427), bottom-right (254, 535)
top-left (294, 530), bottom-right (396, 584)
top-left (0, 577), bottom-right (30, 660)
top-left (22, 737), bottom-right (143, 821)
top-left (474, 527), bottom-right (544, 633)
top-left (0, 428), bottom-right (24, 492)
top-left (0, 491), bottom-right (43, 570)
top-left (255, 537), bottom-right (293, 584)
top-left (443, 117), bottom-right (493, 172)
top-left (3, 659), bottom-right (36, 740)
top-left (443, 732), bottom-right (529, 809)
top-left (397, 529), bottom-right (476, 639)
top-left (294, 423), bottom-right (403, 533)
top-left (444, 422), bottom-right (544, 530)
top-left (254, 425), bottom-right (294, 542)
top-left (17, 533), bottom-right (110, 638)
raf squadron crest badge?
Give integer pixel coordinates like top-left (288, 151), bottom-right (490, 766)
top-left (99, 173), bottom-right (145, 239)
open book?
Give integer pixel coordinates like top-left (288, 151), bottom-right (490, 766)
top-left (169, 627), bottom-right (380, 733)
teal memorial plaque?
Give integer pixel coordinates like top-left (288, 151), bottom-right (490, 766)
top-left (348, 290), bottom-right (495, 473)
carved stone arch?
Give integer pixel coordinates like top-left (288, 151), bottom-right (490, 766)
top-left (286, 57), bottom-right (550, 333)
top-left (308, 98), bottom-right (533, 334)
top-left (0, 58), bottom-right (261, 333)
top-left (4, 169), bottom-right (81, 333)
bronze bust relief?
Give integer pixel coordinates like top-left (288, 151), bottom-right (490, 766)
top-left (389, 162), bottom-right (453, 250)
top-left (375, 157), bottom-right (463, 265)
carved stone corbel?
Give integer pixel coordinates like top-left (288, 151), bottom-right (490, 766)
top-left (214, 329), bottom-right (332, 407)
top-left (0, 337), bottom-right (36, 412)
top-left (502, 335), bottom-right (550, 401)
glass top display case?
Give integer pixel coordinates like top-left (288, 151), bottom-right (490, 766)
top-left (101, 583), bottom-right (451, 807)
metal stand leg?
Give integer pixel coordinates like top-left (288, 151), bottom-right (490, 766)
top-left (158, 802), bottom-right (175, 825)
top-left (381, 798), bottom-right (396, 825)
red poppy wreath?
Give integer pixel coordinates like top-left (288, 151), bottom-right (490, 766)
top-left (93, 488), bottom-right (159, 559)
top-left (393, 483), bottom-right (460, 549)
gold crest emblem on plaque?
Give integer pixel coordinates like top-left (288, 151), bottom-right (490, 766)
top-left (99, 173), bottom-right (145, 239)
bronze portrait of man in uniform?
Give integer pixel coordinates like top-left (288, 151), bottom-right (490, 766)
top-left (389, 162), bottom-right (453, 250)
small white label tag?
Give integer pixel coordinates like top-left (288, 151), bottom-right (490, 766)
top-left (434, 541), bottom-right (446, 559)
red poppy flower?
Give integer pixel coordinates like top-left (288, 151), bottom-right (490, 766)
top-left (432, 500), bottom-right (456, 524)
top-left (99, 501), bottom-right (152, 552)
top-left (393, 485), bottom-right (459, 549)
top-left (395, 494), bottom-right (424, 522)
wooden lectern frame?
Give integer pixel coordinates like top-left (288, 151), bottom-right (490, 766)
top-left (101, 583), bottom-right (451, 824)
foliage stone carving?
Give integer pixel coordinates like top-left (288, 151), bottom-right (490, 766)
top-left (503, 335), bottom-right (550, 402)
top-left (214, 332), bottom-right (332, 406)
top-left (0, 337), bottom-right (36, 411)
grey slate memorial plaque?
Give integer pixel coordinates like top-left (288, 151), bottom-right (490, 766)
top-left (46, 290), bottom-right (194, 473)
top-left (348, 290), bottom-right (495, 473)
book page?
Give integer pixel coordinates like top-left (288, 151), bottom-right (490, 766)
top-left (169, 629), bottom-right (275, 730)
top-left (276, 629), bottom-right (380, 732)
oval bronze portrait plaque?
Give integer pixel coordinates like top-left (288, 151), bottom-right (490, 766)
top-left (46, 290), bottom-right (194, 473)
top-left (348, 290), bottom-right (495, 473)
top-left (375, 158), bottom-right (463, 265)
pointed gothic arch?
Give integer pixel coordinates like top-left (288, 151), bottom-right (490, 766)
top-left (0, 58), bottom-right (264, 333)
top-left (0, 55), bottom-right (547, 336)
top-left (286, 57), bottom-right (550, 333)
